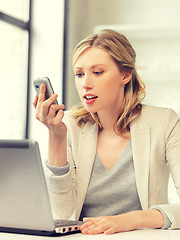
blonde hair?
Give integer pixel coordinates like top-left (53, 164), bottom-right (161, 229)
top-left (71, 29), bottom-right (145, 135)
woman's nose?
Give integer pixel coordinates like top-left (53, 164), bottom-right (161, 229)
top-left (82, 75), bottom-right (93, 89)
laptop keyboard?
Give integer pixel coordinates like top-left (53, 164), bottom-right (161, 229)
top-left (54, 219), bottom-right (83, 227)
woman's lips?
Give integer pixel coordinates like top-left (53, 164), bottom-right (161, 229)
top-left (83, 94), bottom-right (98, 104)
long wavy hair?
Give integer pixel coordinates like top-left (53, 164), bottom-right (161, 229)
top-left (71, 29), bottom-right (145, 135)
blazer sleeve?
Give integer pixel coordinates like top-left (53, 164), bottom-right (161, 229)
top-left (151, 109), bottom-right (180, 229)
top-left (44, 129), bottom-right (77, 220)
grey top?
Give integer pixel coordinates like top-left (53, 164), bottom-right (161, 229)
top-left (46, 140), bottom-right (171, 229)
top-left (79, 140), bottom-right (142, 220)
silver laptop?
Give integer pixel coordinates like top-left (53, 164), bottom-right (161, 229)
top-left (0, 139), bottom-right (82, 236)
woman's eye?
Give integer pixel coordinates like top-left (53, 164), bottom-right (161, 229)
top-left (94, 71), bottom-right (103, 76)
top-left (75, 73), bottom-right (84, 78)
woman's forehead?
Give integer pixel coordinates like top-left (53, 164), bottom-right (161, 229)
top-left (74, 47), bottom-right (114, 68)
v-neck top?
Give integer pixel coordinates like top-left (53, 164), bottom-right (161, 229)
top-left (79, 140), bottom-right (142, 220)
top-left (46, 139), bottom-right (171, 228)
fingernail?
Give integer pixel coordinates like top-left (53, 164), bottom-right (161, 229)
top-left (53, 93), bottom-right (58, 98)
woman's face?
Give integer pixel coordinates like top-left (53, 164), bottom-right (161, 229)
top-left (74, 47), bottom-right (131, 115)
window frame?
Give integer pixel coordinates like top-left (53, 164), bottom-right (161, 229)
top-left (0, 0), bottom-right (32, 139)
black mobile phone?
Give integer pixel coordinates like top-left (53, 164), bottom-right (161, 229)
top-left (33, 77), bottom-right (59, 105)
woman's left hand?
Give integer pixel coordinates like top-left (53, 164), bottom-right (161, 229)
top-left (80, 212), bottom-right (138, 235)
top-left (80, 210), bottom-right (164, 235)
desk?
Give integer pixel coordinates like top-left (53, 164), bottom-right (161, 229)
top-left (0, 229), bottom-right (180, 240)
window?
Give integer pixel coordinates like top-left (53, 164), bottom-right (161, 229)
top-left (0, 0), bottom-right (31, 139)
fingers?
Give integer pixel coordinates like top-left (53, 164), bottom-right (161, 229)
top-left (33, 94), bottom-right (38, 108)
top-left (39, 103), bottom-right (65, 126)
top-left (34, 83), bottom-right (63, 122)
top-left (38, 83), bottom-right (46, 103)
top-left (80, 216), bottom-right (122, 235)
top-left (40, 90), bottom-right (59, 118)
top-left (40, 94), bottom-right (58, 120)
top-left (42, 93), bottom-right (58, 109)
top-left (80, 213), bottom-right (138, 235)
top-left (81, 217), bottom-right (110, 235)
top-left (83, 217), bottom-right (94, 222)
top-left (48, 104), bottom-right (65, 118)
top-left (34, 84), bottom-right (46, 119)
top-left (104, 226), bottom-right (118, 235)
top-left (33, 84), bottom-right (67, 137)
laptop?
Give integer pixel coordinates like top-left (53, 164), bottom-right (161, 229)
top-left (0, 139), bottom-right (83, 236)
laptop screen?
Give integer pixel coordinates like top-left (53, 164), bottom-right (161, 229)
top-left (0, 139), bottom-right (55, 231)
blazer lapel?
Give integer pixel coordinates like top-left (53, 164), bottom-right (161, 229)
top-left (75, 122), bottom-right (98, 219)
top-left (130, 116), bottom-right (151, 210)
top-left (75, 109), bottom-right (151, 219)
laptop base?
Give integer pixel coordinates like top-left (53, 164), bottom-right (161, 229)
top-left (0, 226), bottom-right (81, 236)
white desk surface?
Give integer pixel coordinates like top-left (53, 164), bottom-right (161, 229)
top-left (0, 229), bottom-right (180, 240)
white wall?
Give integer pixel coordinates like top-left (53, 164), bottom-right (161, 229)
top-left (29, 0), bottom-right (64, 160)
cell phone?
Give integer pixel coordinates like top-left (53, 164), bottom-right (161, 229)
top-left (33, 77), bottom-right (59, 105)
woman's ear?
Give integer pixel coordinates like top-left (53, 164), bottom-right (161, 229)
top-left (122, 72), bottom-right (132, 85)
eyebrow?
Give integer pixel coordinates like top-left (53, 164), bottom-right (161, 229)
top-left (74, 64), bottom-right (107, 69)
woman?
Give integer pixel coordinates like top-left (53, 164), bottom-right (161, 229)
top-left (33, 29), bottom-right (180, 235)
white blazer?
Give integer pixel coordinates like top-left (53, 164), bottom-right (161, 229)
top-left (45, 105), bottom-right (180, 229)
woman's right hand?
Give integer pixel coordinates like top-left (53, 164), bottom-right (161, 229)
top-left (33, 83), bottom-right (67, 139)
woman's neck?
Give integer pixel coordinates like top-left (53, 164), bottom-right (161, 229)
top-left (96, 106), bottom-right (130, 139)
top-left (97, 110), bottom-right (118, 132)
